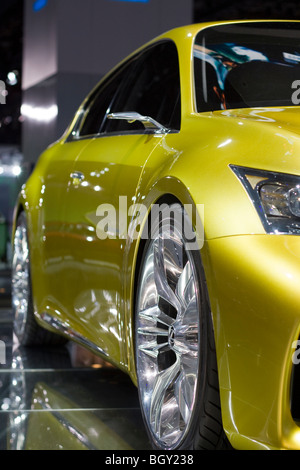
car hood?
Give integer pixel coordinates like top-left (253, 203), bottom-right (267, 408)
top-left (217, 106), bottom-right (300, 138)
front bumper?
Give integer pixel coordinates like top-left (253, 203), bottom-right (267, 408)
top-left (203, 234), bottom-right (300, 450)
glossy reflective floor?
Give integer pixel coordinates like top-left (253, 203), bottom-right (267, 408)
top-left (0, 270), bottom-right (151, 450)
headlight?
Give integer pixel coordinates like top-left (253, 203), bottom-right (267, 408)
top-left (230, 165), bottom-right (300, 234)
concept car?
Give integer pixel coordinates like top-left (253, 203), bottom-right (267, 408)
top-left (12, 20), bottom-right (300, 450)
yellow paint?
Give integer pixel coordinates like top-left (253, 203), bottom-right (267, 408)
top-left (14, 20), bottom-right (300, 449)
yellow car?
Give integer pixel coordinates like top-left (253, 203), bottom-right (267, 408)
top-left (12, 20), bottom-right (300, 450)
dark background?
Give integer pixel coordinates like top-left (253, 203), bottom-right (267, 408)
top-left (0, 0), bottom-right (23, 145)
top-left (0, 0), bottom-right (300, 146)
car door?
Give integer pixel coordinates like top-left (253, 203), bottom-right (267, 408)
top-left (62, 40), bottom-right (182, 364)
top-left (38, 136), bottom-right (92, 319)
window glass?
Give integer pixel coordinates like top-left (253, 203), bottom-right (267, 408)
top-left (76, 61), bottom-right (133, 138)
top-left (194, 22), bottom-right (300, 112)
top-left (105, 40), bottom-right (181, 133)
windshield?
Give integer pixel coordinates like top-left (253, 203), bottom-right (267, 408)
top-left (194, 22), bottom-right (300, 112)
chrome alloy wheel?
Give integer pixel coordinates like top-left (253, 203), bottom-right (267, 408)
top-left (12, 217), bottom-right (30, 339)
top-left (136, 208), bottom-right (200, 449)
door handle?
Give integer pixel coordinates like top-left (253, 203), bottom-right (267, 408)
top-left (71, 171), bottom-right (85, 185)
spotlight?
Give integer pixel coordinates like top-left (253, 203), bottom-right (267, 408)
top-left (12, 166), bottom-right (22, 177)
top-left (7, 71), bottom-right (19, 86)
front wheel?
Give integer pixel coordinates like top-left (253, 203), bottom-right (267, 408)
top-left (135, 203), bottom-right (228, 450)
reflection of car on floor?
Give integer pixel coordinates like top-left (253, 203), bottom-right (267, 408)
top-left (0, 214), bottom-right (7, 261)
top-left (6, 347), bottom-right (149, 450)
top-left (23, 383), bottom-right (141, 451)
top-left (10, 20), bottom-right (300, 450)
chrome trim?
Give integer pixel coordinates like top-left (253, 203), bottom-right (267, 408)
top-left (107, 111), bottom-right (169, 134)
top-left (40, 313), bottom-right (109, 357)
top-left (66, 128), bottom-right (179, 144)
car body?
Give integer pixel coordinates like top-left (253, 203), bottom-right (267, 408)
top-left (12, 20), bottom-right (300, 450)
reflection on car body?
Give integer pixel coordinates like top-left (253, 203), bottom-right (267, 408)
top-left (11, 20), bottom-right (300, 450)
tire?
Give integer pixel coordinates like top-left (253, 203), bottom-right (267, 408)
top-left (12, 212), bottom-right (66, 346)
top-left (135, 203), bottom-right (229, 450)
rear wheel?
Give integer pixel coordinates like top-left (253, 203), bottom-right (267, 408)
top-left (12, 212), bottom-right (66, 346)
top-left (135, 203), bottom-right (228, 450)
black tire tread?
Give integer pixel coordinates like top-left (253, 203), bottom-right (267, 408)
top-left (193, 316), bottom-right (232, 450)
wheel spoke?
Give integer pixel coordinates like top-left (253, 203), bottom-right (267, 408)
top-left (174, 371), bottom-right (190, 425)
top-left (139, 305), bottom-right (175, 328)
top-left (138, 340), bottom-right (169, 359)
top-left (176, 261), bottom-right (194, 311)
top-left (150, 358), bottom-right (180, 437)
top-left (163, 236), bottom-right (184, 289)
top-left (153, 236), bottom-right (182, 313)
top-left (137, 325), bottom-right (169, 337)
top-left (173, 297), bottom-right (199, 356)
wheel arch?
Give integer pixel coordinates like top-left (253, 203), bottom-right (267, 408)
top-left (128, 190), bottom-right (228, 449)
top-left (12, 201), bottom-right (25, 239)
top-left (126, 179), bottom-right (207, 381)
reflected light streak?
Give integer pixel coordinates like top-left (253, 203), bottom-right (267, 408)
top-left (21, 104), bottom-right (58, 123)
top-left (218, 138), bottom-right (232, 148)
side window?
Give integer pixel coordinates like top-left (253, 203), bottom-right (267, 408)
top-left (74, 61), bottom-right (133, 138)
top-left (105, 41), bottom-right (181, 134)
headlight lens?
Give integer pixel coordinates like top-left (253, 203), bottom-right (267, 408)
top-left (231, 165), bottom-right (300, 234)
